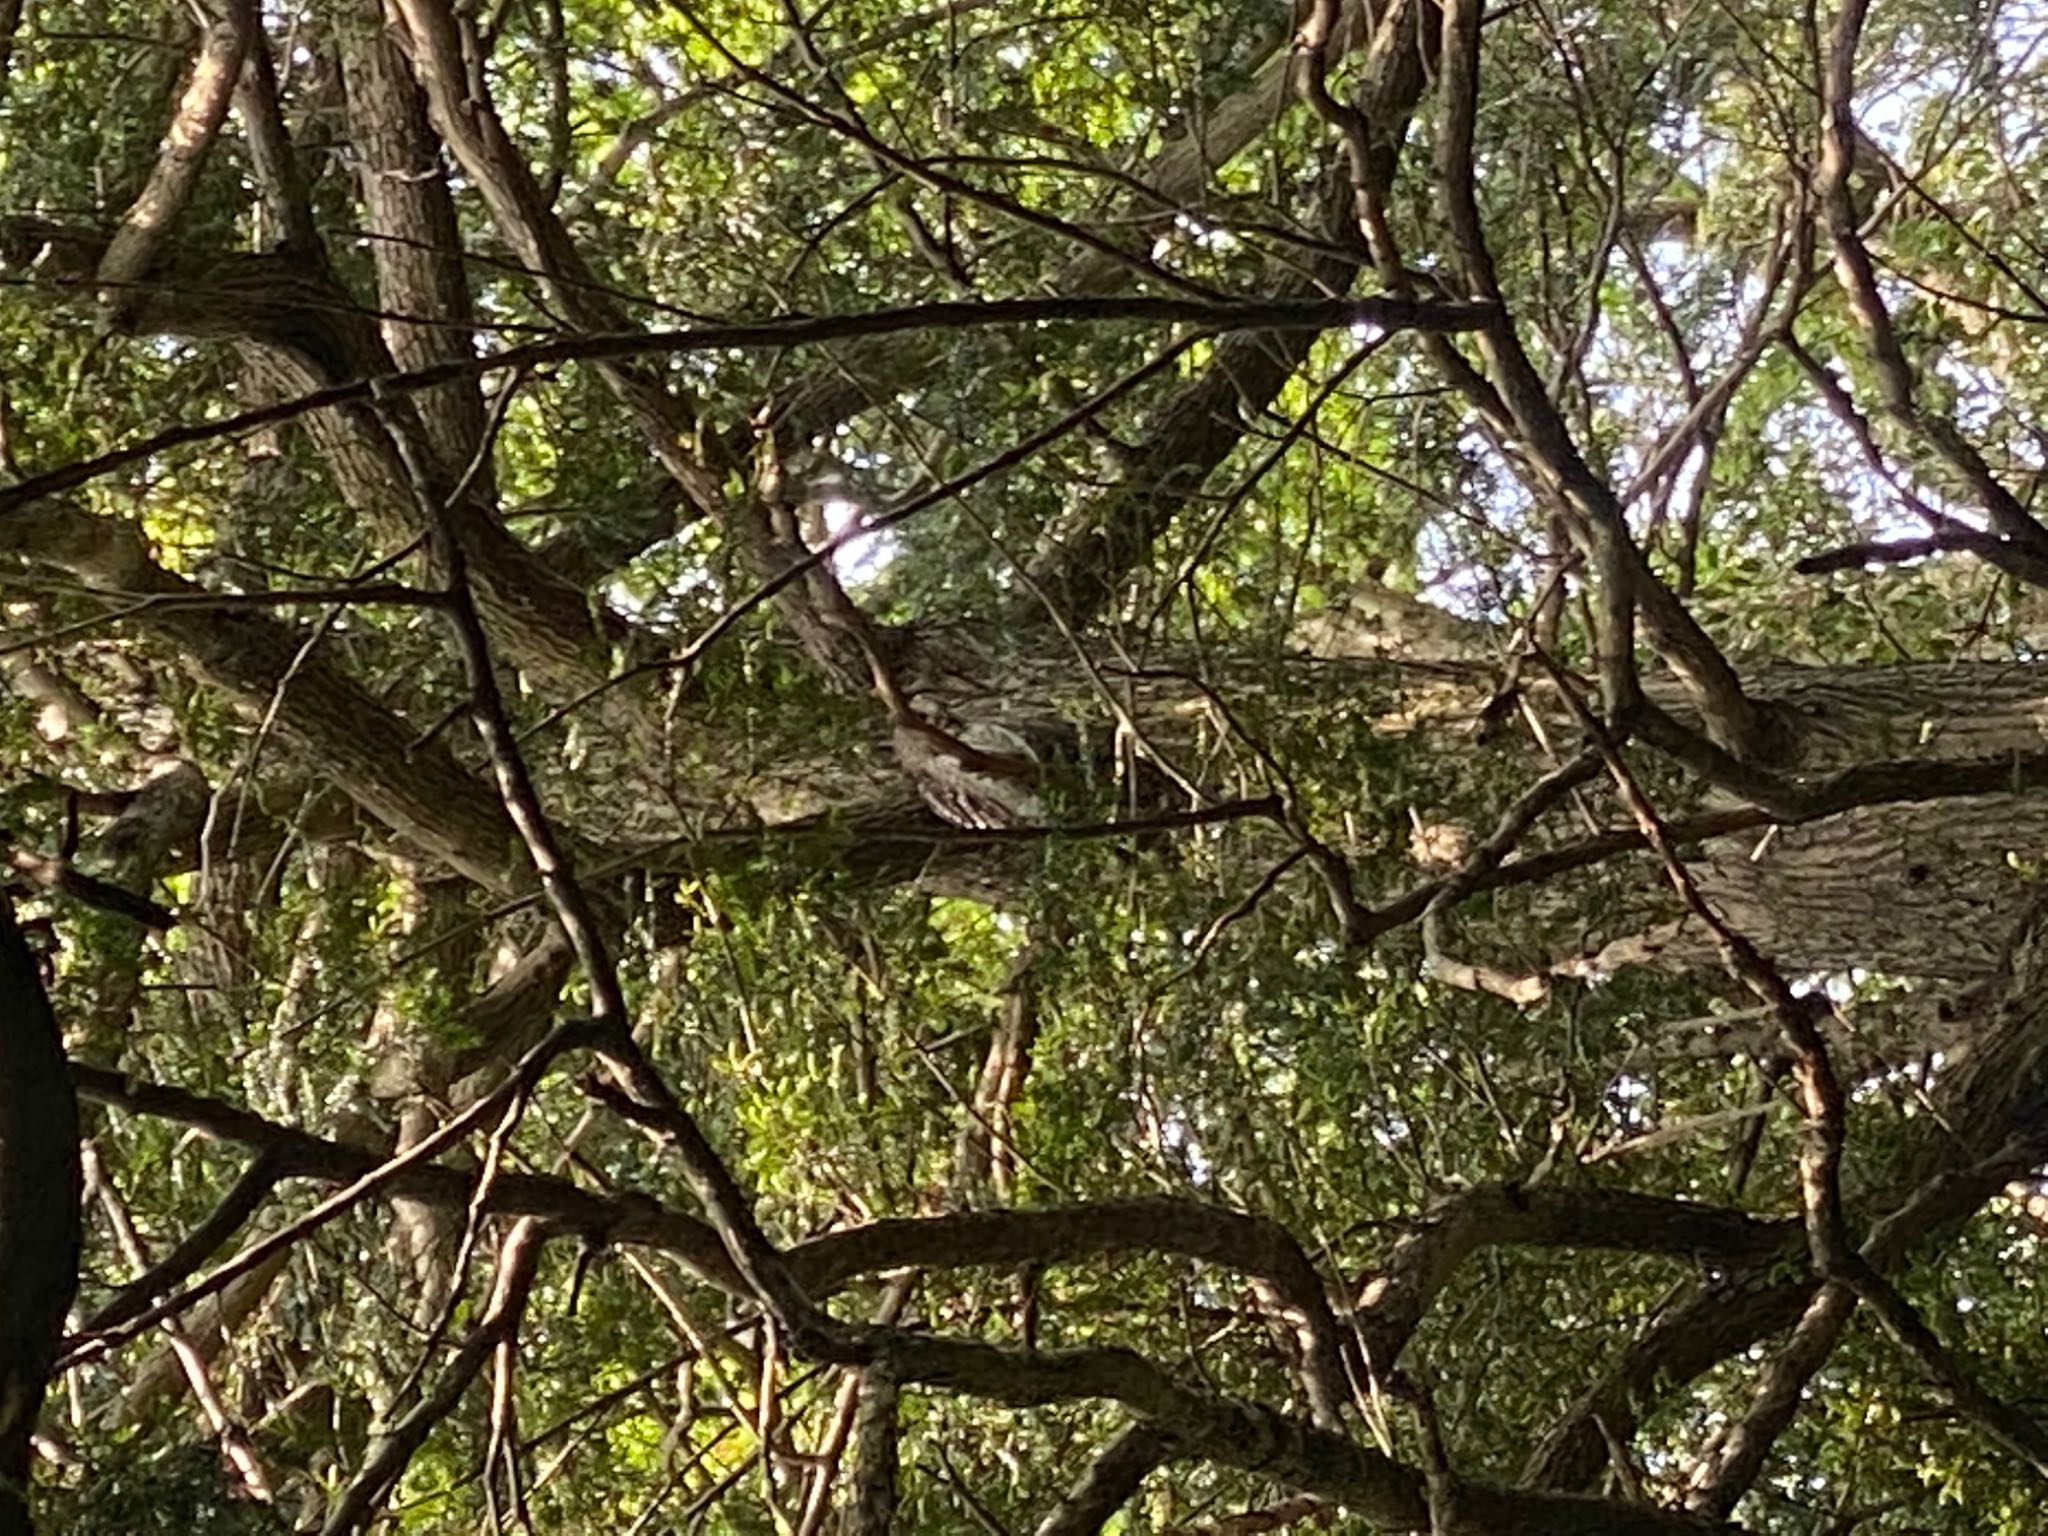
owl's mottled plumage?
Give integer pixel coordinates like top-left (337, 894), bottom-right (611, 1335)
top-left (891, 714), bottom-right (1044, 831)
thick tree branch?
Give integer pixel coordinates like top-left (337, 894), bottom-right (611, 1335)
top-left (1684, 1280), bottom-right (1855, 1518)
top-left (70, 1061), bottom-right (743, 1284)
top-left (1033, 1423), bottom-right (1178, 1536)
top-left (93, 0), bottom-right (251, 324)
top-left (877, 1333), bottom-right (1735, 1535)
top-left (1354, 1184), bottom-right (1793, 1372)
top-left (388, 0), bottom-right (734, 522)
top-left (337, 0), bottom-right (488, 484)
top-left (1840, 1259), bottom-right (2048, 1479)
top-left (1793, 532), bottom-right (2007, 574)
top-left (0, 501), bottom-right (525, 889)
top-left (3, 838), bottom-right (175, 930)
top-left (71, 1055), bottom-right (1810, 1419)
top-left (841, 1367), bottom-right (902, 1536)
top-left (1779, 335), bottom-right (2048, 590)
top-left (1021, 143), bottom-right (1380, 626)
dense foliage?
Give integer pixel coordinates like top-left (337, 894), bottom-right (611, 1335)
top-left (5, 0), bottom-right (2048, 1531)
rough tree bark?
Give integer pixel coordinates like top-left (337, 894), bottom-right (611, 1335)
top-left (1690, 664), bottom-right (2048, 980)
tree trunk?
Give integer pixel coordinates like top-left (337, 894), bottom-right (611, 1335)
top-left (1694, 663), bottom-right (2048, 980)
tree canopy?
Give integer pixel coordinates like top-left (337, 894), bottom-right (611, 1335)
top-left (7, 0), bottom-right (2048, 1530)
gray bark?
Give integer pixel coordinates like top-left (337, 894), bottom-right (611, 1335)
top-left (1694, 663), bottom-right (2048, 980)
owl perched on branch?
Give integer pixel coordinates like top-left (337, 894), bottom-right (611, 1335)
top-left (854, 633), bottom-right (1045, 831)
top-left (888, 707), bottom-right (1045, 832)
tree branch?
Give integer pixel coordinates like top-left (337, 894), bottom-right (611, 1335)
top-left (1815, 0), bottom-right (2048, 566)
top-left (1355, 1184), bottom-right (1794, 1373)
top-left (1032, 1423), bottom-right (1177, 1536)
top-left (841, 1367), bottom-right (902, 1536)
top-left (93, 0), bottom-right (251, 324)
